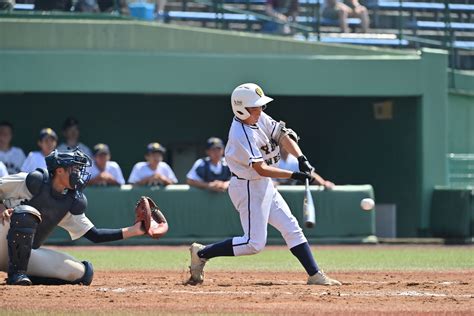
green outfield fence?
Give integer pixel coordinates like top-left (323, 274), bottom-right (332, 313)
top-left (45, 185), bottom-right (376, 245)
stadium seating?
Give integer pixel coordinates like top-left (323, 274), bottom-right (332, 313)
top-left (11, 0), bottom-right (474, 68)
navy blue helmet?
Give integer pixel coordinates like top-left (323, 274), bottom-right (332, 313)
top-left (45, 147), bottom-right (92, 193)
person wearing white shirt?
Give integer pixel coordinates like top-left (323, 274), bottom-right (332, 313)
top-left (128, 142), bottom-right (178, 186)
top-left (0, 121), bottom-right (26, 174)
top-left (186, 137), bottom-right (231, 192)
top-left (57, 117), bottom-right (92, 158)
top-left (275, 146), bottom-right (299, 185)
top-left (88, 143), bottom-right (125, 186)
top-left (21, 128), bottom-right (58, 173)
top-left (0, 161), bottom-right (8, 177)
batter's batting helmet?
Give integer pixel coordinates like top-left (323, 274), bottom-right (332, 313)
top-left (231, 83), bottom-right (273, 120)
top-left (45, 147), bottom-right (92, 193)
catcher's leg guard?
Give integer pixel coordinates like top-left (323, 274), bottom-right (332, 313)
top-left (75, 261), bottom-right (94, 285)
top-left (28, 261), bottom-right (94, 286)
top-left (7, 213), bottom-right (40, 285)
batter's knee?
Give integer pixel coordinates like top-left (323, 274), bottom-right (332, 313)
top-left (247, 240), bottom-right (266, 254)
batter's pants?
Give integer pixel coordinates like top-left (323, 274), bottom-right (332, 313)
top-left (228, 177), bottom-right (307, 256)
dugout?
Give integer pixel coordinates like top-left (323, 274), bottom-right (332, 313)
top-left (0, 17), bottom-right (467, 238)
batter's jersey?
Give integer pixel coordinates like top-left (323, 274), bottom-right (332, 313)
top-left (21, 151), bottom-right (47, 173)
top-left (186, 157), bottom-right (231, 182)
top-left (0, 173), bottom-right (94, 242)
top-left (128, 161), bottom-right (178, 184)
top-left (0, 146), bottom-right (26, 174)
top-left (225, 113), bottom-right (281, 180)
top-left (0, 162), bottom-right (7, 177)
top-left (90, 161), bottom-right (126, 185)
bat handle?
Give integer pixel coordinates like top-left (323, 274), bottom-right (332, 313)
top-left (305, 178), bottom-right (309, 188)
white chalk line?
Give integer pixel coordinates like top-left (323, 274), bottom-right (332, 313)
top-left (97, 287), bottom-right (474, 299)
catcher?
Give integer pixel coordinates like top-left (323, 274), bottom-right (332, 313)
top-left (0, 147), bottom-right (168, 286)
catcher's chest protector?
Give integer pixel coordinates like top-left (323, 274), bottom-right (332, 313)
top-left (23, 170), bottom-right (87, 249)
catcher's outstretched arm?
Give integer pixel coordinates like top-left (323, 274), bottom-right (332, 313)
top-left (84, 223), bottom-right (144, 242)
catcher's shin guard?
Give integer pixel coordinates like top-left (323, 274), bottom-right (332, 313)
top-left (7, 213), bottom-right (40, 285)
top-left (76, 261), bottom-right (94, 285)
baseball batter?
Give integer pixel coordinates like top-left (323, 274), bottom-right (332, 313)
top-left (0, 148), bottom-right (145, 285)
top-left (188, 83), bottom-right (340, 286)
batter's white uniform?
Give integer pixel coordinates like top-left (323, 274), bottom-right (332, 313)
top-left (0, 146), bottom-right (26, 174)
top-left (21, 151), bottom-right (47, 173)
top-left (128, 161), bottom-right (178, 184)
top-left (225, 113), bottom-right (306, 256)
top-left (0, 173), bottom-right (94, 281)
top-left (90, 161), bottom-right (126, 185)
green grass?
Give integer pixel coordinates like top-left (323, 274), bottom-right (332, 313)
top-left (63, 246), bottom-right (474, 271)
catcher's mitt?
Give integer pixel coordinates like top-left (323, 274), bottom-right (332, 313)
top-left (135, 196), bottom-right (169, 239)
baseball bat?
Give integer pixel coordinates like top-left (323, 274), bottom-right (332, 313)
top-left (303, 178), bottom-right (316, 228)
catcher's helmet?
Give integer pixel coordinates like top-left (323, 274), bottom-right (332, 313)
top-left (231, 83), bottom-right (273, 120)
top-left (45, 147), bottom-right (92, 193)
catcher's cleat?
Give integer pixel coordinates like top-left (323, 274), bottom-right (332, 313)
top-left (7, 273), bottom-right (32, 286)
top-left (307, 270), bottom-right (341, 286)
top-left (188, 243), bottom-right (207, 284)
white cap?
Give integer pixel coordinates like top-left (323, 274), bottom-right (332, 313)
top-left (231, 83), bottom-right (273, 120)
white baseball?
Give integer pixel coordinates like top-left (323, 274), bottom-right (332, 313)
top-left (360, 198), bottom-right (375, 211)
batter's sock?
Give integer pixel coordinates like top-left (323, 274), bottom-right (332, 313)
top-left (198, 238), bottom-right (234, 259)
top-left (290, 242), bottom-right (319, 276)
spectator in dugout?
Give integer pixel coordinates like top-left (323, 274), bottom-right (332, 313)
top-left (274, 146), bottom-right (299, 185)
top-left (128, 142), bottom-right (178, 186)
top-left (322, 0), bottom-right (370, 33)
top-left (0, 121), bottom-right (26, 175)
top-left (186, 137), bottom-right (231, 192)
top-left (88, 143), bottom-right (125, 186)
top-left (21, 128), bottom-right (58, 173)
top-left (57, 117), bottom-right (93, 158)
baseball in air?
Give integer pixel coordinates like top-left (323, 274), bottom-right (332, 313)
top-left (360, 198), bottom-right (375, 211)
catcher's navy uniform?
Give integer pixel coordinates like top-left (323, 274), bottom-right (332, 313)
top-left (0, 148), bottom-right (126, 286)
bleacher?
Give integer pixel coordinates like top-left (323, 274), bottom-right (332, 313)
top-left (10, 0), bottom-right (474, 69)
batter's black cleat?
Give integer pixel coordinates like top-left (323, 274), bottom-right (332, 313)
top-left (7, 273), bottom-right (32, 286)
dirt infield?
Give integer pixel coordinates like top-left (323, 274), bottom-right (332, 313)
top-left (0, 270), bottom-right (472, 315)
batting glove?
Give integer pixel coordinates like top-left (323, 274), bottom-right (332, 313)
top-left (297, 155), bottom-right (314, 174)
top-left (291, 171), bottom-right (315, 184)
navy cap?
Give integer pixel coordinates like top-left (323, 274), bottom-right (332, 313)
top-left (206, 137), bottom-right (224, 149)
top-left (147, 142), bottom-right (166, 154)
top-left (39, 128), bottom-right (58, 141)
top-left (93, 143), bottom-right (110, 156)
top-left (62, 117), bottom-right (80, 130)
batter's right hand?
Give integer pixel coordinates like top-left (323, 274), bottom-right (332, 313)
top-left (291, 171), bottom-right (315, 184)
top-left (0, 208), bottom-right (13, 225)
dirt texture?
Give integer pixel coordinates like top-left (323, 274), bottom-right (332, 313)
top-left (0, 270), bottom-right (472, 315)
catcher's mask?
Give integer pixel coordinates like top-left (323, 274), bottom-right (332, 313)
top-left (45, 147), bottom-right (92, 196)
top-left (231, 83), bottom-right (273, 120)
